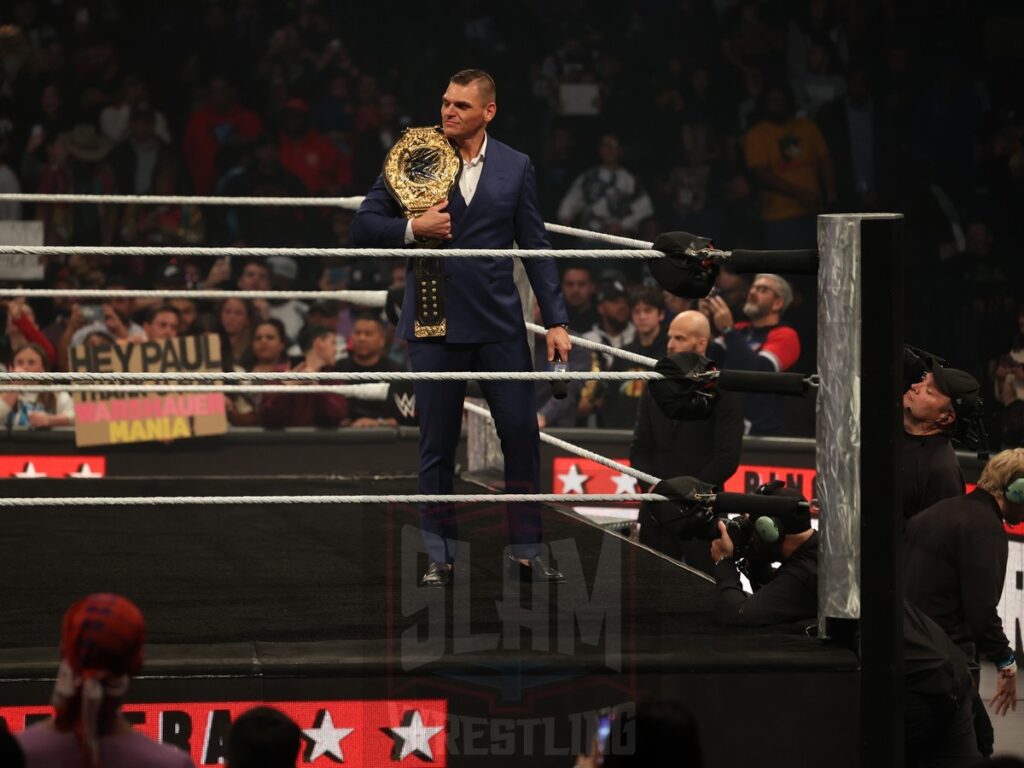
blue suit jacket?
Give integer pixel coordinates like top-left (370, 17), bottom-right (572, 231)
top-left (351, 136), bottom-right (569, 343)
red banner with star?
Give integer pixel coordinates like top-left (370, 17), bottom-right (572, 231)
top-left (0, 455), bottom-right (106, 478)
top-left (0, 699), bottom-right (447, 766)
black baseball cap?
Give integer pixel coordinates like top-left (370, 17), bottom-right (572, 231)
top-left (597, 280), bottom-right (626, 303)
top-left (928, 362), bottom-right (980, 421)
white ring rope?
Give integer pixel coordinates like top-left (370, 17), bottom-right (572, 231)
top-left (463, 400), bottom-right (660, 487)
top-left (0, 193), bottom-right (368, 208)
top-left (0, 493), bottom-right (667, 506)
top-left (0, 370), bottom-right (664, 382)
top-left (0, 245), bottom-right (660, 259)
top-left (0, 193), bottom-right (654, 248)
top-left (524, 322), bottom-right (658, 368)
top-left (0, 288), bottom-right (389, 303)
top-left (2, 383), bottom-right (389, 398)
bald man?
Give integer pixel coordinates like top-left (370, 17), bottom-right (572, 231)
top-left (631, 311), bottom-right (744, 570)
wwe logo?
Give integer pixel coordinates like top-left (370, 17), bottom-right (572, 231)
top-left (393, 392), bottom-right (417, 419)
top-left (405, 148), bottom-right (442, 183)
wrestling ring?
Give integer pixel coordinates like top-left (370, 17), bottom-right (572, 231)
top-left (0, 191), bottom-right (907, 767)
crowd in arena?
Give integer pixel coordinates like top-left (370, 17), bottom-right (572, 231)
top-left (0, 0), bottom-right (1022, 442)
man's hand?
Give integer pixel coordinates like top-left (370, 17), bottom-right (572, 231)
top-left (546, 325), bottom-right (571, 363)
top-left (411, 201), bottom-right (452, 241)
top-left (990, 666), bottom-right (1017, 717)
top-left (705, 295), bottom-right (734, 334)
top-left (203, 257), bottom-right (232, 288)
top-left (710, 520), bottom-right (735, 562)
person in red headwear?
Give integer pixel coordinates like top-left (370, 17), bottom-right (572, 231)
top-left (16, 594), bottom-right (194, 768)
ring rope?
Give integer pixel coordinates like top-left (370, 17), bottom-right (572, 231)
top-left (463, 400), bottom-right (660, 487)
top-left (0, 288), bottom-right (390, 303)
top-left (0, 193), bottom-right (654, 248)
top-left (524, 322), bottom-right (658, 368)
top-left (2, 383), bottom-right (389, 397)
top-left (0, 493), bottom-right (668, 507)
top-left (0, 370), bottom-right (665, 382)
top-left (0, 245), bottom-right (660, 259)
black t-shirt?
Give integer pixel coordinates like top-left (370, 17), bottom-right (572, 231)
top-left (334, 356), bottom-right (412, 423)
top-left (601, 331), bottom-right (668, 429)
top-left (902, 431), bottom-right (965, 521)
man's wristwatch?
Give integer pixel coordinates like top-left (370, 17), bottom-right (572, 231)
top-left (547, 323), bottom-right (570, 331)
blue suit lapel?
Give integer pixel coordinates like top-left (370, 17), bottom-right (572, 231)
top-left (458, 142), bottom-right (506, 232)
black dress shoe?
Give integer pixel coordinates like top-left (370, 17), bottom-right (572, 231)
top-left (508, 555), bottom-right (564, 582)
top-left (420, 561), bottom-right (452, 587)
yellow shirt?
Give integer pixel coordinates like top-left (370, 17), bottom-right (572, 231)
top-left (744, 117), bottom-right (829, 221)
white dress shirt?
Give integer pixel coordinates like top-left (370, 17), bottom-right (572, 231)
top-left (404, 133), bottom-right (487, 244)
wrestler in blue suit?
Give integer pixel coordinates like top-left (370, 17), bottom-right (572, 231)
top-left (351, 69), bottom-right (572, 586)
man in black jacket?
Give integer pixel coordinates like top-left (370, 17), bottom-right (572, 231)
top-left (633, 310), bottom-right (743, 571)
top-left (905, 448), bottom-right (1023, 757)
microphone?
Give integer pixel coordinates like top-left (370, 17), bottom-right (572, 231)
top-left (551, 351), bottom-right (568, 400)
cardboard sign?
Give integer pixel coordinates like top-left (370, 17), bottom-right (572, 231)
top-left (0, 220), bottom-right (45, 280)
top-left (69, 334), bottom-right (227, 447)
top-left (0, 698), bottom-right (448, 766)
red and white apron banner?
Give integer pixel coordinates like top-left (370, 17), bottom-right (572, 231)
top-left (0, 699), bottom-right (448, 766)
top-left (0, 455), bottom-right (106, 478)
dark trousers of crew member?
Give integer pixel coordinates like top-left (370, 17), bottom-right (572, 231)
top-left (409, 337), bottom-right (542, 565)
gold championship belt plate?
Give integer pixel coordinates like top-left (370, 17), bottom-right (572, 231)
top-left (383, 126), bottom-right (462, 338)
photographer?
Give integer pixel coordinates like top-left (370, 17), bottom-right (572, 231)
top-left (710, 483), bottom-right (818, 627)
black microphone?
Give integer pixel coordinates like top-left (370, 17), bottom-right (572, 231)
top-left (551, 351), bottom-right (568, 400)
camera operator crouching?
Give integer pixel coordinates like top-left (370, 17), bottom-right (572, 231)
top-left (709, 481), bottom-right (818, 627)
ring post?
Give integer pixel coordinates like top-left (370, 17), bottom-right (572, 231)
top-left (816, 213), bottom-right (904, 767)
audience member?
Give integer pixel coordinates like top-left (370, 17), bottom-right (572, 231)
top-left (336, 312), bottom-right (401, 427)
top-left (259, 325), bottom-right (347, 428)
top-left (560, 265), bottom-right (598, 333)
top-left (557, 133), bottom-right (654, 237)
top-left (705, 273), bottom-right (801, 435)
top-left (143, 304), bottom-right (181, 341)
top-left (278, 98), bottom-right (349, 195)
top-left (0, 343), bottom-right (74, 430)
top-left (183, 76), bottom-right (263, 195)
top-left (226, 707), bottom-right (301, 768)
top-left (221, 134), bottom-right (307, 246)
top-left (15, 593), bottom-right (195, 768)
top-left (602, 287), bottom-right (668, 429)
top-left (218, 297), bottom-right (256, 368)
top-left (265, 255), bottom-right (310, 345)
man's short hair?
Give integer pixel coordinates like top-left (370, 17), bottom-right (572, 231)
top-left (298, 324), bottom-right (333, 353)
top-left (352, 310), bottom-right (386, 330)
top-left (227, 706), bottom-right (301, 768)
top-left (449, 69), bottom-right (495, 102)
top-left (145, 303), bottom-right (180, 324)
top-left (628, 286), bottom-right (665, 312)
top-left (977, 448), bottom-right (1024, 499)
top-left (562, 265), bottom-right (593, 281)
top-left (755, 273), bottom-right (794, 313)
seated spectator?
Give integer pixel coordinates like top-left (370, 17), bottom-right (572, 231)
top-left (110, 102), bottom-right (171, 195)
top-left (0, 344), bottom-right (74, 430)
top-left (119, 156), bottom-right (204, 246)
top-left (578, 280), bottom-right (636, 425)
top-left (217, 298), bottom-right (256, 368)
top-left (744, 81), bottom-right (835, 249)
top-left (169, 298), bottom-right (208, 336)
top-left (306, 300), bottom-right (349, 362)
top-left (99, 74), bottom-right (171, 146)
top-left (16, 593), bottom-right (194, 768)
top-left (557, 134), bottom-right (654, 238)
top-left (266, 256), bottom-right (310, 347)
top-left (560, 265), bottom-right (599, 333)
top-left (183, 76), bottom-right (263, 195)
top-left (4, 297), bottom-right (57, 366)
top-left (221, 134), bottom-right (307, 246)
top-left (603, 287), bottom-right (668, 429)
top-left (226, 319), bottom-right (290, 428)
top-left (259, 325), bottom-right (347, 429)
top-left (336, 312), bottom-right (402, 427)
top-left (143, 304), bottom-right (181, 341)
top-left (227, 707), bottom-right (301, 768)
top-left (278, 97), bottom-right (349, 195)
top-left (704, 273), bottom-right (801, 435)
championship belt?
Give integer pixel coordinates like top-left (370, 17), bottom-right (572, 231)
top-left (383, 126), bottom-right (462, 338)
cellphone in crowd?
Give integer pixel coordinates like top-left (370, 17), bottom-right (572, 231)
top-left (80, 304), bottom-right (103, 324)
top-left (706, 286), bottom-right (722, 299)
top-left (595, 710), bottom-right (614, 754)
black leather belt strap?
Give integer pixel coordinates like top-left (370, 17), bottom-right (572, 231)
top-left (413, 256), bottom-right (446, 338)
